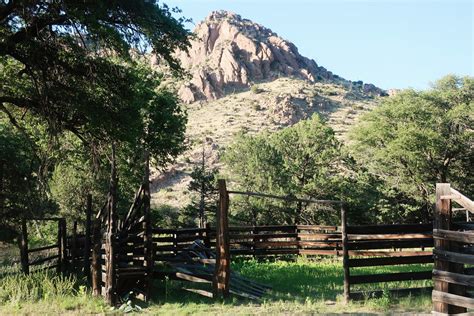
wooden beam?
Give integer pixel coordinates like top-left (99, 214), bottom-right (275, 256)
top-left (450, 188), bottom-right (474, 213)
top-left (213, 179), bottom-right (231, 298)
top-left (433, 183), bottom-right (452, 314)
top-left (58, 218), bottom-right (67, 274)
top-left (432, 290), bottom-right (474, 309)
top-left (19, 219), bottom-right (29, 274)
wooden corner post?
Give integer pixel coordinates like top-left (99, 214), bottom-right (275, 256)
top-left (213, 179), bottom-right (230, 298)
top-left (19, 219), bottom-right (29, 274)
top-left (341, 202), bottom-right (350, 304)
top-left (433, 183), bottom-right (466, 314)
top-left (433, 183), bottom-right (451, 314)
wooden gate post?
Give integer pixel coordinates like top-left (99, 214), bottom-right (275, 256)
top-left (58, 218), bottom-right (67, 274)
top-left (204, 223), bottom-right (211, 249)
top-left (105, 143), bottom-right (118, 306)
top-left (434, 183), bottom-right (451, 314)
top-left (19, 219), bottom-right (29, 274)
top-left (213, 179), bottom-right (230, 298)
top-left (433, 183), bottom-right (466, 314)
top-left (84, 194), bottom-right (92, 281)
top-left (341, 202), bottom-right (350, 303)
top-left (142, 151), bottom-right (153, 301)
top-left (91, 218), bottom-right (101, 296)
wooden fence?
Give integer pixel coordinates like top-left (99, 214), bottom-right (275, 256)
top-left (432, 183), bottom-right (474, 315)
top-left (152, 224), bottom-right (342, 261)
top-left (341, 219), bottom-right (434, 301)
top-left (19, 218), bottom-right (67, 274)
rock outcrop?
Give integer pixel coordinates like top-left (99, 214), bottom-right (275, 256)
top-left (161, 10), bottom-right (385, 103)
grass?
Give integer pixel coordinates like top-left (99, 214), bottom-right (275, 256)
top-left (0, 255), bottom-right (433, 315)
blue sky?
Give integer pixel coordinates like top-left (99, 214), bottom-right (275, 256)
top-left (164, 0), bottom-right (473, 90)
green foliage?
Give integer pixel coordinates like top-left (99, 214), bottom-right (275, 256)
top-left (0, 270), bottom-right (78, 304)
top-left (1, 1), bottom-right (190, 144)
top-left (224, 115), bottom-right (346, 225)
top-left (183, 160), bottom-right (219, 227)
top-left (0, 120), bottom-right (58, 238)
top-left (349, 75), bottom-right (474, 221)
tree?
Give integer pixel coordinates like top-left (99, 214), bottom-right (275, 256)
top-left (184, 145), bottom-right (219, 228)
top-left (0, 120), bottom-right (57, 239)
top-left (223, 115), bottom-right (345, 225)
top-left (349, 75), bottom-right (474, 221)
top-left (1, 0), bottom-right (190, 144)
top-left (0, 1), bottom-right (190, 231)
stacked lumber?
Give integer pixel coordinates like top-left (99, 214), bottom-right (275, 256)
top-left (155, 240), bottom-right (271, 300)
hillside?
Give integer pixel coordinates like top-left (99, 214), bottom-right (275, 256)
top-left (150, 11), bottom-right (387, 209)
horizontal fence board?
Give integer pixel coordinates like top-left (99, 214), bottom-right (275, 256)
top-left (350, 287), bottom-right (433, 301)
top-left (432, 290), bottom-right (474, 309)
top-left (28, 244), bottom-right (59, 253)
top-left (347, 223), bottom-right (432, 234)
top-left (229, 233), bottom-right (298, 240)
top-left (348, 233), bottom-right (432, 240)
top-left (299, 249), bottom-right (340, 255)
top-left (347, 239), bottom-right (433, 250)
top-left (432, 269), bottom-right (474, 287)
top-left (349, 270), bottom-right (432, 284)
top-left (229, 225), bottom-right (297, 232)
top-left (29, 255), bottom-right (59, 266)
top-left (348, 255), bottom-right (433, 267)
top-left (433, 229), bottom-right (474, 244)
top-left (296, 225), bottom-right (339, 231)
top-left (433, 249), bottom-right (474, 265)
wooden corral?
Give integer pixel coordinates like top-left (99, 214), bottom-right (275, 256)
top-left (17, 179), bottom-right (473, 310)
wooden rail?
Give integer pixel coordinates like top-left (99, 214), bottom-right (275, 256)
top-left (432, 183), bottom-right (474, 315)
top-left (341, 208), bottom-right (434, 302)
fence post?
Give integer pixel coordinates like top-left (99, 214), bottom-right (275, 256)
top-left (433, 183), bottom-right (451, 314)
top-left (84, 194), bottom-right (92, 281)
top-left (91, 218), bottom-right (101, 296)
top-left (142, 151), bottom-right (153, 301)
top-left (71, 220), bottom-right (78, 271)
top-left (433, 183), bottom-right (466, 314)
top-left (204, 223), bottom-right (211, 249)
top-left (19, 219), bottom-right (29, 274)
top-left (105, 143), bottom-right (118, 306)
top-left (57, 218), bottom-right (67, 274)
top-left (341, 202), bottom-right (350, 303)
top-left (213, 179), bottom-right (230, 298)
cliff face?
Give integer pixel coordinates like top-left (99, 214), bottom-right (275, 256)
top-left (159, 11), bottom-right (384, 103)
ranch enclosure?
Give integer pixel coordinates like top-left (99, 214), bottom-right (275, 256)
top-left (11, 180), bottom-right (474, 315)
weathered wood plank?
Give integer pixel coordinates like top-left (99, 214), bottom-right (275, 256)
top-left (433, 249), bottom-right (474, 265)
top-left (348, 255), bottom-right (433, 267)
top-left (433, 269), bottom-right (474, 287)
top-left (432, 290), bottom-right (474, 309)
top-left (349, 270), bottom-right (432, 284)
top-left (433, 229), bottom-right (474, 244)
top-left (347, 223), bottom-right (432, 234)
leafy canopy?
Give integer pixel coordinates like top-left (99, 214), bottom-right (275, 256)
top-left (0, 0), bottom-right (190, 143)
top-left (349, 75), bottom-right (474, 219)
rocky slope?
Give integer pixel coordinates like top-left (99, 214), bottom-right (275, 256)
top-left (150, 11), bottom-right (386, 211)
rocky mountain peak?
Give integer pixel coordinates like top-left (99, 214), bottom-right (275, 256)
top-left (171, 10), bottom-right (383, 103)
